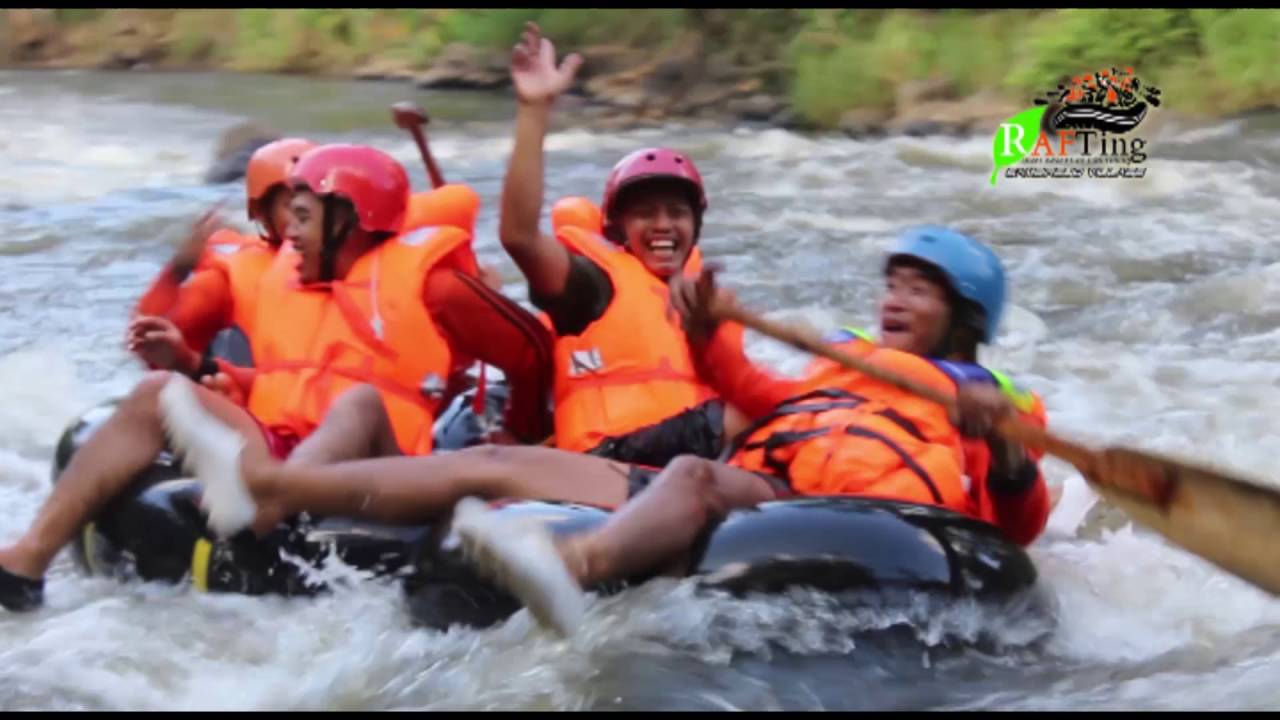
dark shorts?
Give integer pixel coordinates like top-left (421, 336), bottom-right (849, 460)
top-left (624, 463), bottom-right (792, 500)
top-left (588, 400), bottom-right (727, 468)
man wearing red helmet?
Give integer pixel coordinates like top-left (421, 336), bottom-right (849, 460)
top-left (243, 143), bottom-right (551, 463)
top-left (0, 143), bottom-right (553, 612)
top-left (497, 23), bottom-right (745, 469)
top-left (127, 138), bottom-right (317, 386)
top-left (126, 141), bottom-right (522, 417)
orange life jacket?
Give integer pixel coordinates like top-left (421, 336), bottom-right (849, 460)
top-left (404, 185), bottom-right (481, 275)
top-left (203, 229), bottom-right (277, 338)
top-left (727, 335), bottom-right (974, 511)
top-left (551, 196), bottom-right (602, 236)
top-left (534, 197), bottom-right (606, 336)
top-left (407, 185), bottom-right (479, 232)
top-left (781, 326), bottom-right (1049, 535)
top-left (550, 226), bottom-right (719, 453)
top-left (197, 228), bottom-right (256, 269)
top-left (541, 194), bottom-right (706, 336)
top-left (404, 185), bottom-right (483, 382)
top-left (245, 225), bottom-right (473, 455)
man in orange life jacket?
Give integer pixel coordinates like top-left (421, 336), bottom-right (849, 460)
top-left (164, 225), bottom-right (1051, 636)
top-left (0, 143), bottom-right (553, 612)
top-left (128, 138), bottom-right (316, 379)
top-left (497, 23), bottom-right (747, 468)
top-left (450, 225), bottom-right (1055, 634)
top-left (128, 141), bottom-right (518, 414)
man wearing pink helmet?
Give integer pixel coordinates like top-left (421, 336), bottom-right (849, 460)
top-left (497, 22), bottom-right (745, 468)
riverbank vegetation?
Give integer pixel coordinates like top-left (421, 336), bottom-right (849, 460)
top-left (4, 9), bottom-right (1278, 131)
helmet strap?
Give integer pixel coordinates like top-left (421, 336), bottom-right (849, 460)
top-left (263, 218), bottom-right (281, 247)
top-left (931, 300), bottom-right (983, 361)
top-left (320, 197), bottom-right (354, 283)
top-left (602, 222), bottom-right (627, 246)
top-left (256, 187), bottom-right (285, 247)
top-left (255, 215), bottom-right (283, 248)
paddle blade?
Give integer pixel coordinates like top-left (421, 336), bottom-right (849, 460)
top-left (1088, 447), bottom-right (1280, 596)
top-left (392, 102), bottom-right (429, 130)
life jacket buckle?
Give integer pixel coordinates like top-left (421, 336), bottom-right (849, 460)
top-left (419, 372), bottom-right (446, 401)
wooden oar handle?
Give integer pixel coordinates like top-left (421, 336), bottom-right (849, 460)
top-left (392, 103), bottom-right (446, 189)
top-left (718, 303), bottom-right (1100, 470)
top-left (409, 125), bottom-right (446, 189)
top-left (995, 416), bottom-right (1097, 473)
top-left (718, 304), bottom-right (956, 407)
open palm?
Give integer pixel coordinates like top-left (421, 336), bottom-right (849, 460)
top-left (510, 22), bottom-right (583, 106)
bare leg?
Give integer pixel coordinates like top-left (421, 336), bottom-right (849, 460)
top-left (0, 371), bottom-right (265, 581)
top-left (240, 444), bottom-right (632, 528)
top-left (451, 455), bottom-right (779, 636)
top-left (556, 456), bottom-right (776, 586)
top-left (284, 384), bottom-right (402, 468)
top-left (169, 401), bottom-right (635, 635)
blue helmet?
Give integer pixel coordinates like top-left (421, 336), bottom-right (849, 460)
top-left (885, 226), bottom-right (1007, 343)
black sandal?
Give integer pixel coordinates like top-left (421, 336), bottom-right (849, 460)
top-left (0, 565), bottom-right (44, 612)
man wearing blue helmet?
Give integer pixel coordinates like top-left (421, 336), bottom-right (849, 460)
top-left (165, 225), bottom-right (1051, 636)
top-left (882, 225), bottom-right (1006, 356)
top-left (440, 224), bottom-right (1052, 634)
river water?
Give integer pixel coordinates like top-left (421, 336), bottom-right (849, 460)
top-left (1, 69), bottom-right (1278, 710)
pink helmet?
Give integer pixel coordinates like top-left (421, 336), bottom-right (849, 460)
top-left (601, 148), bottom-right (707, 242)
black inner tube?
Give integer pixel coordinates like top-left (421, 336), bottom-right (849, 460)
top-left (51, 384), bottom-right (1049, 633)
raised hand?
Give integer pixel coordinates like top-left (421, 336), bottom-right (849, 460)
top-left (670, 263), bottom-right (737, 345)
top-left (173, 202), bottom-right (228, 273)
top-left (510, 22), bottom-right (583, 107)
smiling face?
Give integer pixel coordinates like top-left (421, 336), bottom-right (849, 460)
top-left (284, 189), bottom-right (326, 283)
top-left (878, 260), bottom-right (954, 356)
top-left (614, 179), bottom-right (698, 279)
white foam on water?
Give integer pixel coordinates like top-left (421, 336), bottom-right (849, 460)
top-left (0, 88), bottom-right (227, 207)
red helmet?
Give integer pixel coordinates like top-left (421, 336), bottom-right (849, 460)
top-left (246, 138), bottom-right (316, 222)
top-left (601, 148), bottom-right (707, 241)
top-left (289, 144), bottom-right (408, 234)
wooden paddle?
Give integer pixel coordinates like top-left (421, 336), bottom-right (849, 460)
top-left (390, 101), bottom-right (491, 417)
top-left (391, 101), bottom-right (446, 189)
top-left (717, 302), bottom-right (1280, 597)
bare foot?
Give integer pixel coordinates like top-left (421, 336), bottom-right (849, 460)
top-left (238, 441), bottom-right (290, 535)
top-left (451, 497), bottom-right (587, 637)
top-left (157, 375), bottom-right (256, 538)
top-left (1049, 482), bottom-right (1065, 512)
top-left (552, 535), bottom-right (594, 588)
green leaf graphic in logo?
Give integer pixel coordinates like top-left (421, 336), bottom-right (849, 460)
top-left (990, 106), bottom-right (1047, 186)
